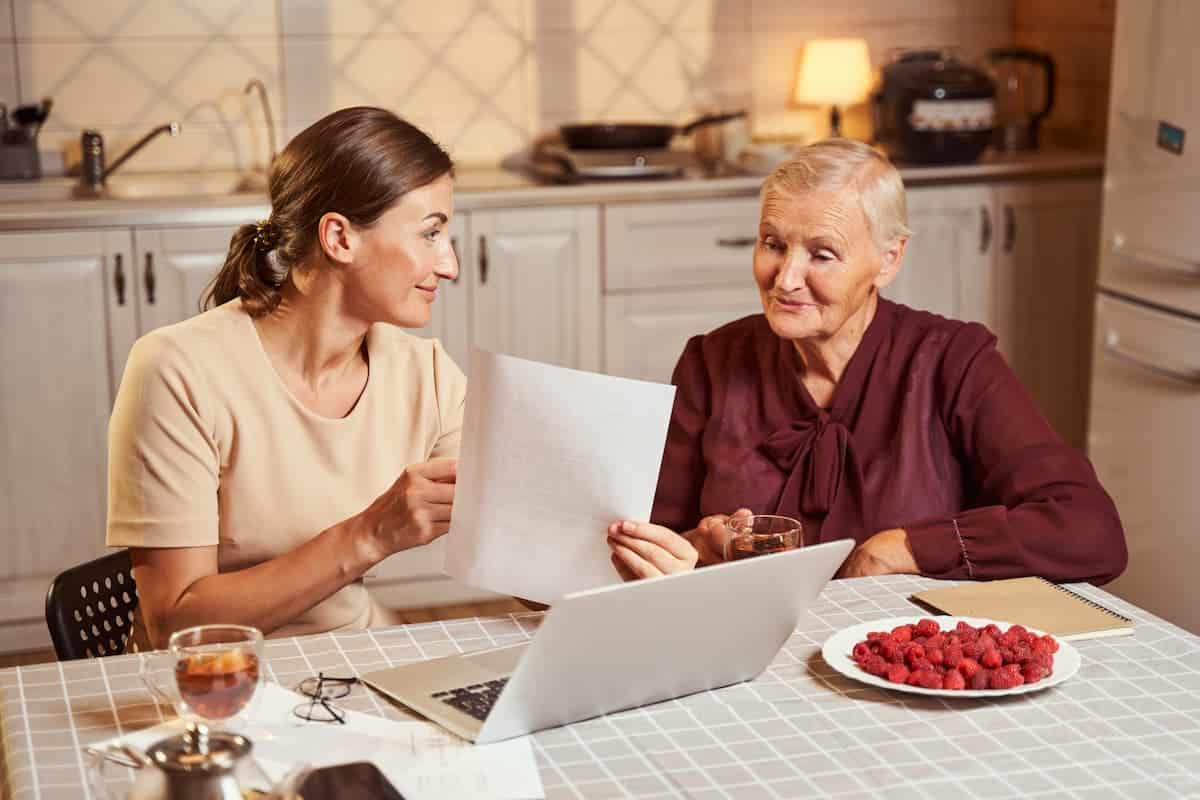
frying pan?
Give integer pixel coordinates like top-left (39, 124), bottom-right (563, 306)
top-left (560, 110), bottom-right (746, 151)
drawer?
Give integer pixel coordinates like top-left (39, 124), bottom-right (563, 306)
top-left (604, 197), bottom-right (761, 291)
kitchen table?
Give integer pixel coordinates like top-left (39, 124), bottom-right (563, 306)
top-left (2, 574), bottom-right (1198, 799)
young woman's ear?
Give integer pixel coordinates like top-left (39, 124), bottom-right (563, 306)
top-left (874, 235), bottom-right (909, 290)
top-left (316, 212), bottom-right (357, 266)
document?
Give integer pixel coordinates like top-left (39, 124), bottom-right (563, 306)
top-left (86, 682), bottom-right (544, 800)
top-left (444, 349), bottom-right (676, 603)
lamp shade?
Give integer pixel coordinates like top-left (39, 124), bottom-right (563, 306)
top-left (792, 38), bottom-right (872, 107)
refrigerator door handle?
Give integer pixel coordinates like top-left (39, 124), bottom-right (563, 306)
top-left (1103, 332), bottom-right (1200, 386)
top-left (1111, 235), bottom-right (1200, 277)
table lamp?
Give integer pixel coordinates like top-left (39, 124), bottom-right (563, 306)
top-left (792, 38), bottom-right (872, 138)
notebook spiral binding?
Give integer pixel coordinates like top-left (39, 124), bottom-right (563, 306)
top-left (1038, 577), bottom-right (1133, 624)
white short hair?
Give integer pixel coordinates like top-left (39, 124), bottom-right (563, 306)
top-left (761, 138), bottom-right (912, 250)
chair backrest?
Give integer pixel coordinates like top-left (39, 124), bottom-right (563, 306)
top-left (45, 549), bottom-right (139, 660)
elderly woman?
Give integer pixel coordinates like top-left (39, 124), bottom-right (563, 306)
top-left (607, 138), bottom-right (1127, 584)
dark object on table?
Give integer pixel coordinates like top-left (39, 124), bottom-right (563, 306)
top-left (298, 762), bottom-right (407, 800)
top-left (873, 48), bottom-right (996, 164)
top-left (986, 48), bottom-right (1056, 151)
top-left (45, 548), bottom-right (139, 660)
top-left (560, 110), bottom-right (746, 150)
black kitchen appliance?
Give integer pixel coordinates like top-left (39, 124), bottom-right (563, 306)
top-left (873, 49), bottom-right (996, 164)
top-left (987, 47), bottom-right (1056, 151)
top-left (559, 110), bottom-right (746, 150)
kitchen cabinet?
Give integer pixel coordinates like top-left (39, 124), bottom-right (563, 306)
top-left (133, 226), bottom-right (233, 335)
top-left (0, 228), bottom-right (135, 652)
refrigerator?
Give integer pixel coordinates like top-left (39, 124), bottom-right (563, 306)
top-left (1087, 0), bottom-right (1200, 634)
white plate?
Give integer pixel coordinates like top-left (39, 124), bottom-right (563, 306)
top-left (821, 615), bottom-right (1081, 698)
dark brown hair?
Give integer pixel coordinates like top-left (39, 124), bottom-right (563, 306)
top-left (202, 106), bottom-right (453, 316)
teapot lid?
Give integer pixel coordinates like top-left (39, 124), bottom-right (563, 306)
top-left (145, 722), bottom-right (251, 775)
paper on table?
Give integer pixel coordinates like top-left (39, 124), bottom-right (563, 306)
top-left (85, 682), bottom-right (543, 800)
top-left (444, 349), bottom-right (676, 603)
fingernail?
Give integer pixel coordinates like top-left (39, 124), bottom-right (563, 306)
top-left (621, 520), bottom-right (636, 533)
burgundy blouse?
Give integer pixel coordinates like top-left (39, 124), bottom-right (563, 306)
top-left (650, 299), bottom-right (1127, 584)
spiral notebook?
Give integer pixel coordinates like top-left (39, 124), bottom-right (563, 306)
top-left (911, 577), bottom-right (1135, 641)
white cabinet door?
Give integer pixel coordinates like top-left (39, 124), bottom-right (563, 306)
top-left (470, 206), bottom-right (601, 371)
top-left (411, 215), bottom-right (471, 372)
top-left (133, 226), bottom-right (236, 335)
top-left (0, 229), bottom-right (134, 651)
top-left (605, 288), bottom-right (763, 383)
top-left (994, 179), bottom-right (1102, 448)
top-left (888, 184), bottom-right (998, 334)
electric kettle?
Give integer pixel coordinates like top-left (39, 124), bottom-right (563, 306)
top-left (986, 48), bottom-right (1056, 150)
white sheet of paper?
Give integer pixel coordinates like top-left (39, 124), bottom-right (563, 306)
top-left (444, 349), bottom-right (676, 603)
top-left (85, 682), bottom-right (543, 800)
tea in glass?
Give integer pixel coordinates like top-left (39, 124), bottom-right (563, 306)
top-left (725, 514), bottom-right (802, 561)
top-left (175, 649), bottom-right (260, 720)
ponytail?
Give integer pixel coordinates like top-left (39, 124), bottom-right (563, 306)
top-left (200, 220), bottom-right (286, 316)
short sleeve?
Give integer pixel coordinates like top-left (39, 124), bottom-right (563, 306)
top-left (107, 333), bottom-right (220, 548)
top-left (429, 339), bottom-right (467, 459)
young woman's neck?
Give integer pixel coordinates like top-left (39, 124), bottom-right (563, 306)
top-left (252, 268), bottom-right (369, 389)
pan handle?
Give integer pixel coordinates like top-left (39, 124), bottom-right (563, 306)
top-left (678, 110), bottom-right (747, 136)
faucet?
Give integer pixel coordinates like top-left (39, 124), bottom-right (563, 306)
top-left (78, 122), bottom-right (181, 194)
top-left (243, 78), bottom-right (277, 165)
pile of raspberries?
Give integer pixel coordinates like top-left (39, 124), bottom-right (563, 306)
top-left (851, 618), bottom-right (1058, 691)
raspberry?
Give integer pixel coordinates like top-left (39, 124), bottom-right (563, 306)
top-left (926, 648), bottom-right (945, 667)
top-left (1007, 624), bottom-right (1029, 639)
top-left (886, 664), bottom-right (910, 684)
top-left (982, 624), bottom-right (1002, 638)
top-left (891, 625), bottom-right (914, 643)
top-left (915, 619), bottom-right (941, 638)
top-left (957, 658), bottom-right (981, 680)
top-left (1012, 643), bottom-right (1033, 663)
top-left (863, 655), bottom-right (889, 677)
top-left (1039, 635), bottom-right (1060, 654)
top-left (976, 634), bottom-right (997, 651)
top-left (981, 649), bottom-right (1002, 669)
top-left (989, 670), bottom-right (1025, 690)
top-left (998, 631), bottom-right (1019, 649)
top-left (962, 642), bottom-right (983, 660)
top-left (955, 622), bottom-right (978, 641)
top-left (942, 670), bottom-right (966, 690)
top-left (852, 642), bottom-right (872, 662)
top-left (905, 645), bottom-right (927, 668)
top-left (1022, 663), bottom-right (1049, 684)
top-left (999, 647), bottom-right (1015, 664)
top-left (969, 668), bottom-right (992, 690)
top-left (866, 631), bottom-right (887, 642)
top-left (909, 657), bottom-right (934, 673)
top-left (943, 645), bottom-right (964, 669)
top-left (879, 641), bottom-right (902, 664)
top-left (908, 670), bottom-right (942, 689)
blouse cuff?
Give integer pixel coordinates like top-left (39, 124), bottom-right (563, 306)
top-left (904, 506), bottom-right (1007, 579)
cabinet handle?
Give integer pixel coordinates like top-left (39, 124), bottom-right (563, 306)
top-left (1002, 205), bottom-right (1016, 253)
top-left (450, 236), bottom-right (460, 284)
top-left (113, 253), bottom-right (126, 306)
top-left (979, 206), bottom-right (992, 254)
top-left (478, 234), bottom-right (489, 285)
top-left (1103, 334), bottom-right (1200, 385)
top-left (716, 236), bottom-right (756, 248)
top-left (143, 252), bottom-right (156, 305)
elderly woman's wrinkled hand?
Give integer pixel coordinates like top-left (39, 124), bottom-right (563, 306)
top-left (607, 520), bottom-right (698, 581)
top-left (837, 528), bottom-right (919, 578)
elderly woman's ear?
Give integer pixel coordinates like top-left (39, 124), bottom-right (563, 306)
top-left (873, 235), bottom-right (909, 290)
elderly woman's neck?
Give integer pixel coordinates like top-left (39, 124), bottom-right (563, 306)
top-left (792, 292), bottom-right (879, 403)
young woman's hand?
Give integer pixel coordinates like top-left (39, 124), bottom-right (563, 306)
top-left (607, 520), bottom-right (698, 580)
top-left (359, 457), bottom-right (457, 560)
top-left (685, 508), bottom-right (752, 565)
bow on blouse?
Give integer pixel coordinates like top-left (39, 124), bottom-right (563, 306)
top-left (760, 411), bottom-right (862, 520)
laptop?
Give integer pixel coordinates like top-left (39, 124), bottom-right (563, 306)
top-left (361, 538), bottom-right (854, 744)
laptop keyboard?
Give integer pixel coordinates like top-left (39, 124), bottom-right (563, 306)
top-left (432, 677), bottom-right (509, 721)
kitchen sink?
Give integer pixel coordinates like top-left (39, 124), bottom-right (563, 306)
top-left (0, 171), bottom-right (266, 204)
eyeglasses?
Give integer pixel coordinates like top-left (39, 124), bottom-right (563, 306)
top-left (293, 673), bottom-right (359, 724)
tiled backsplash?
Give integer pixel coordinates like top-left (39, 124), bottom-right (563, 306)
top-left (0, 0), bottom-right (1108, 173)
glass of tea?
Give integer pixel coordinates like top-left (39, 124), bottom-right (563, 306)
top-left (140, 624), bottom-right (264, 729)
top-left (724, 514), bottom-right (803, 561)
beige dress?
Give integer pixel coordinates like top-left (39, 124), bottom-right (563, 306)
top-left (106, 299), bottom-right (466, 644)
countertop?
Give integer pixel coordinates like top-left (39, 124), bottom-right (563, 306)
top-left (0, 149), bottom-right (1104, 232)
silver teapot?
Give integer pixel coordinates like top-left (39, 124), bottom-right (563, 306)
top-left (88, 722), bottom-right (268, 800)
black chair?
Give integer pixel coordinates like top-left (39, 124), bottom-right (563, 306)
top-left (45, 549), bottom-right (139, 660)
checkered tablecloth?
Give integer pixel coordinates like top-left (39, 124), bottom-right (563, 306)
top-left (3, 574), bottom-right (1199, 799)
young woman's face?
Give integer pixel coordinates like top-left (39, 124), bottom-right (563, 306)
top-left (752, 186), bottom-right (900, 343)
top-left (345, 173), bottom-right (458, 328)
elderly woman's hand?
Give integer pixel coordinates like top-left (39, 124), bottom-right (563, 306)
top-left (607, 520), bottom-right (698, 580)
top-left (683, 508), bottom-right (753, 565)
top-left (837, 528), bottom-right (919, 578)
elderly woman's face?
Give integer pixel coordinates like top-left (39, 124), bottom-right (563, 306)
top-left (753, 186), bottom-right (901, 342)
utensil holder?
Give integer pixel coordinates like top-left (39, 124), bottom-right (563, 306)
top-left (0, 140), bottom-right (42, 180)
